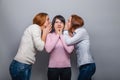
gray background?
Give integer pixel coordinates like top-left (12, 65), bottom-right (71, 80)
top-left (0, 0), bottom-right (120, 80)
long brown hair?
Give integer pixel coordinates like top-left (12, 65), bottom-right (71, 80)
top-left (33, 13), bottom-right (48, 26)
top-left (69, 14), bottom-right (84, 33)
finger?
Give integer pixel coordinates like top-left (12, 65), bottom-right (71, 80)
top-left (49, 28), bottom-right (52, 32)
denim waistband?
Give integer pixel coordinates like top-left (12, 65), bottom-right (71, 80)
top-left (12, 60), bottom-right (32, 66)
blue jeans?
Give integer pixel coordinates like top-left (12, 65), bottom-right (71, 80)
top-left (9, 60), bottom-right (32, 80)
top-left (78, 63), bottom-right (96, 80)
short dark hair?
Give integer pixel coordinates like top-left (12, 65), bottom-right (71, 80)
top-left (51, 15), bottom-right (65, 32)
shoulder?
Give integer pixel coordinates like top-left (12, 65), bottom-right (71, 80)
top-left (28, 24), bottom-right (40, 30)
top-left (76, 27), bottom-right (87, 33)
top-left (47, 33), bottom-right (54, 37)
top-left (27, 24), bottom-right (41, 33)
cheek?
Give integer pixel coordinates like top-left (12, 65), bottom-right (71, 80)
top-left (43, 22), bottom-right (47, 26)
top-left (46, 21), bottom-right (49, 25)
top-left (61, 24), bottom-right (64, 28)
top-left (68, 22), bottom-right (71, 26)
top-left (45, 20), bottom-right (49, 25)
top-left (54, 24), bottom-right (57, 28)
top-left (62, 26), bottom-right (64, 29)
top-left (54, 25), bottom-right (57, 29)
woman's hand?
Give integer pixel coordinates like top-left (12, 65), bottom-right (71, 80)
top-left (58, 29), bottom-right (63, 35)
top-left (46, 23), bottom-right (52, 33)
top-left (69, 32), bottom-right (73, 37)
top-left (42, 23), bottom-right (52, 42)
top-left (64, 22), bottom-right (69, 30)
top-left (56, 28), bottom-right (62, 35)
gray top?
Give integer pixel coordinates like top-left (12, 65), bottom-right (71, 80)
top-left (63, 27), bottom-right (94, 67)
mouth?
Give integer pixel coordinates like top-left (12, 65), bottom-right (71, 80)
top-left (57, 25), bottom-right (62, 28)
top-left (58, 27), bottom-right (61, 28)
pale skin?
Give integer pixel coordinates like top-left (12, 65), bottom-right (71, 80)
top-left (41, 15), bottom-right (52, 42)
top-left (64, 16), bottom-right (74, 37)
top-left (64, 17), bottom-right (71, 31)
top-left (54, 18), bottom-right (64, 35)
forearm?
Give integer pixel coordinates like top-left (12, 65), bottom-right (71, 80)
top-left (63, 30), bottom-right (83, 45)
top-left (60, 35), bottom-right (74, 53)
top-left (45, 34), bottom-right (59, 53)
top-left (41, 33), bottom-right (47, 43)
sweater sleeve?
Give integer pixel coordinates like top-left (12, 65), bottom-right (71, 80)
top-left (31, 25), bottom-right (44, 51)
top-left (45, 33), bottom-right (59, 53)
top-left (60, 35), bottom-right (74, 53)
top-left (63, 30), bottom-right (85, 45)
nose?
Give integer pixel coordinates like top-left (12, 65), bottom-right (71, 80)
top-left (58, 22), bottom-right (63, 25)
top-left (58, 24), bottom-right (62, 27)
